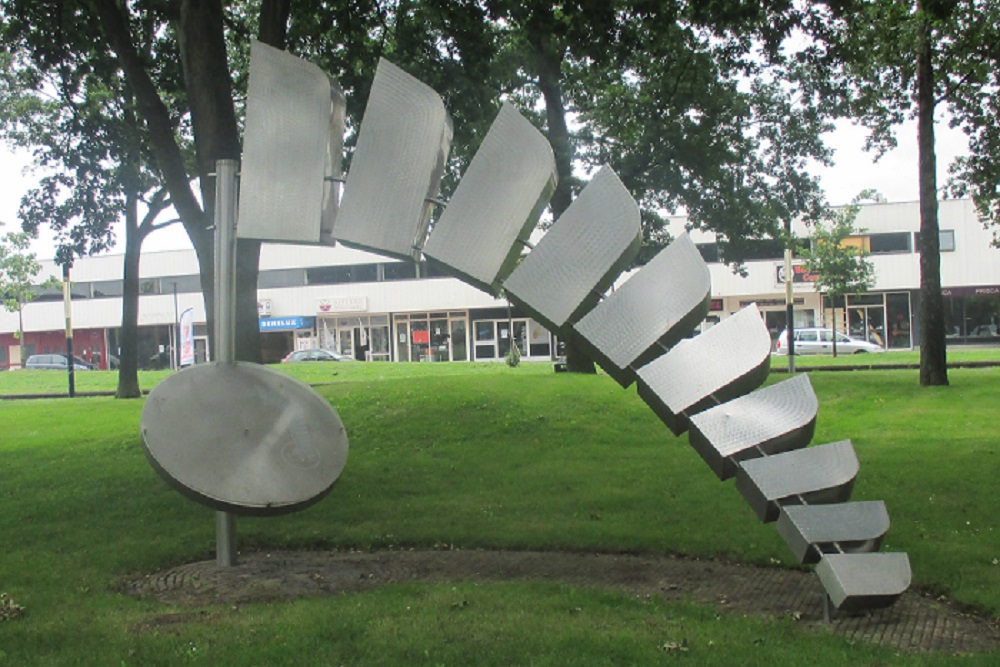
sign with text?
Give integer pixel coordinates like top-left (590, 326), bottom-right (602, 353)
top-left (775, 263), bottom-right (819, 286)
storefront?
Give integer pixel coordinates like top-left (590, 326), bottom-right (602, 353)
top-left (817, 291), bottom-right (913, 349)
top-left (259, 316), bottom-right (316, 363)
top-left (319, 314), bottom-right (391, 361)
top-left (470, 307), bottom-right (553, 361)
top-left (942, 285), bottom-right (1000, 344)
top-left (392, 311), bottom-right (468, 362)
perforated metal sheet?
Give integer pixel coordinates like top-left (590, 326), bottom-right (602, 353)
top-left (778, 501), bottom-right (890, 564)
top-left (687, 374), bottom-right (818, 480)
top-left (735, 439), bottom-right (859, 522)
top-left (423, 104), bottom-right (556, 293)
top-left (636, 304), bottom-right (771, 435)
top-left (239, 41), bottom-right (345, 244)
top-left (816, 552), bottom-right (912, 610)
top-left (334, 59), bottom-right (452, 260)
top-left (503, 166), bottom-right (640, 331)
top-left (572, 233), bottom-right (710, 387)
top-left (141, 362), bottom-right (349, 516)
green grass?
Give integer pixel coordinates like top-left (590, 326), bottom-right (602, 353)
top-left (772, 346), bottom-right (1000, 369)
top-left (1, 362), bottom-right (999, 665)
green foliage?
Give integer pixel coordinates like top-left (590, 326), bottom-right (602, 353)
top-left (0, 222), bottom-right (58, 314)
top-left (802, 191), bottom-right (876, 299)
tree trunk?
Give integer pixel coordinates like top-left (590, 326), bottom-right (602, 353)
top-left (529, 14), bottom-right (595, 374)
top-left (915, 13), bottom-right (948, 386)
top-left (116, 172), bottom-right (143, 398)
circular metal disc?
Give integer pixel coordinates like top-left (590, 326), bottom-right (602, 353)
top-left (140, 362), bottom-right (348, 516)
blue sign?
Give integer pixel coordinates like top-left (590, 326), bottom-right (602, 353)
top-left (259, 316), bottom-right (315, 331)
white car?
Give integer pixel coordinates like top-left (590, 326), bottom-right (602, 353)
top-left (774, 328), bottom-right (885, 356)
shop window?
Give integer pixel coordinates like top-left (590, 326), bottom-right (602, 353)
top-left (92, 280), bottom-right (124, 298)
top-left (258, 268), bottom-right (306, 288)
top-left (307, 263), bottom-right (377, 285)
top-left (383, 262), bottom-right (417, 281)
top-left (868, 232), bottom-right (911, 254)
top-left (696, 243), bottom-right (719, 263)
top-left (160, 275), bottom-right (201, 293)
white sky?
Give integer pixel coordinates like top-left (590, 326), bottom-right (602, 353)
top-left (0, 117), bottom-right (970, 262)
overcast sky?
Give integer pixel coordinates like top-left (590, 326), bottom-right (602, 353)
top-left (0, 117), bottom-right (970, 262)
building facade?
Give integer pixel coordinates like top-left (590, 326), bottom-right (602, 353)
top-left (1, 198), bottom-right (997, 370)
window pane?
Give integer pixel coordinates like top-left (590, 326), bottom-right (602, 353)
top-left (868, 232), bottom-right (911, 254)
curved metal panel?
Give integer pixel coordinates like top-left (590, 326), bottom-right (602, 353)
top-left (423, 103), bottom-right (556, 293)
top-left (816, 552), bottom-right (912, 611)
top-left (735, 439), bottom-right (859, 522)
top-left (572, 233), bottom-right (710, 388)
top-left (636, 304), bottom-right (771, 435)
top-left (687, 374), bottom-right (818, 480)
top-left (777, 501), bottom-right (890, 564)
top-left (502, 166), bottom-right (640, 332)
top-left (239, 40), bottom-right (345, 244)
top-left (334, 59), bottom-right (452, 260)
top-left (141, 362), bottom-right (349, 516)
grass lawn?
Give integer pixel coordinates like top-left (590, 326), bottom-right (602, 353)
top-left (1, 361), bottom-right (999, 665)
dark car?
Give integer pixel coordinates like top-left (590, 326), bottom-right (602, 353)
top-left (281, 349), bottom-right (352, 363)
top-left (25, 353), bottom-right (94, 370)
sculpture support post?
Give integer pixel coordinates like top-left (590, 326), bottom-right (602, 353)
top-left (214, 158), bottom-right (239, 567)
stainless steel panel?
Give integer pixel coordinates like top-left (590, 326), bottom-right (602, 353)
top-left (423, 103), bottom-right (556, 293)
top-left (687, 374), bottom-right (817, 480)
top-left (503, 166), bottom-right (640, 332)
top-left (334, 58), bottom-right (452, 260)
top-left (777, 501), bottom-right (890, 564)
top-left (816, 552), bottom-right (912, 611)
top-left (572, 233), bottom-right (710, 387)
top-left (239, 40), bottom-right (345, 244)
top-left (636, 304), bottom-right (771, 435)
top-left (141, 362), bottom-right (349, 516)
top-left (735, 439), bottom-right (859, 522)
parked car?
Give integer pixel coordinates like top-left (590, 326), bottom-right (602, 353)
top-left (774, 328), bottom-right (885, 356)
top-left (281, 348), bottom-right (352, 363)
top-left (24, 353), bottom-right (95, 370)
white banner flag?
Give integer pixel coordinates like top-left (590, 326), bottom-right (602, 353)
top-left (179, 308), bottom-right (196, 366)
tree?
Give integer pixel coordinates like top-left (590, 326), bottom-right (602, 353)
top-left (802, 193), bottom-right (876, 357)
top-left (796, 0), bottom-right (1000, 385)
top-left (0, 223), bottom-right (59, 366)
top-left (0, 39), bottom-right (181, 397)
top-left (470, 1), bottom-right (835, 372)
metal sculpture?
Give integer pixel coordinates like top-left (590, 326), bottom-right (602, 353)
top-left (735, 439), bottom-right (860, 522)
top-left (686, 374), bottom-right (818, 480)
top-left (502, 166), bottom-right (641, 333)
top-left (572, 233), bottom-right (711, 388)
top-left (238, 41), bottom-right (346, 245)
top-left (777, 501), bottom-right (890, 564)
top-left (816, 552), bottom-right (912, 613)
top-left (140, 42), bottom-right (911, 615)
top-left (423, 103), bottom-right (557, 293)
top-left (636, 304), bottom-right (772, 435)
top-left (334, 59), bottom-right (452, 260)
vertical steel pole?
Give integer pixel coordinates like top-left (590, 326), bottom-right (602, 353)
top-left (784, 223), bottom-right (796, 373)
top-left (213, 159), bottom-right (239, 567)
top-left (172, 282), bottom-right (180, 371)
top-left (62, 264), bottom-right (76, 397)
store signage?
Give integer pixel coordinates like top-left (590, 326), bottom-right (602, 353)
top-left (941, 285), bottom-right (1000, 297)
top-left (317, 296), bottom-right (368, 313)
top-left (775, 263), bottom-right (819, 285)
top-left (259, 316), bottom-right (315, 331)
top-left (412, 330), bottom-right (430, 344)
top-left (257, 299), bottom-right (272, 317)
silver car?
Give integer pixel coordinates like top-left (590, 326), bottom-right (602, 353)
top-left (774, 328), bottom-right (885, 355)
